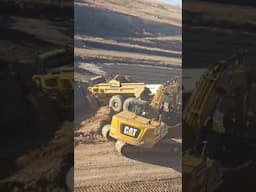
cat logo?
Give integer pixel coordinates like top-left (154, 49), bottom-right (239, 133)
top-left (121, 125), bottom-right (140, 138)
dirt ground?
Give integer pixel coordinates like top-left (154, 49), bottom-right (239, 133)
top-left (74, 103), bottom-right (182, 192)
top-left (75, 142), bottom-right (181, 192)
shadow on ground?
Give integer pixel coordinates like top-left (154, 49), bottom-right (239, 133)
top-left (123, 140), bottom-right (181, 173)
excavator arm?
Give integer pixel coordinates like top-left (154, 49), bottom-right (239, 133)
top-left (183, 51), bottom-right (246, 150)
top-left (150, 78), bottom-right (180, 112)
top-left (182, 51), bottom-right (247, 192)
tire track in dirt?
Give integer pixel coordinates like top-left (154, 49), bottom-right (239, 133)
top-left (75, 142), bottom-right (181, 191)
top-left (75, 177), bottom-right (181, 192)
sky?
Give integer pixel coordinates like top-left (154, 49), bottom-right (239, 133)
top-left (161, 0), bottom-right (182, 6)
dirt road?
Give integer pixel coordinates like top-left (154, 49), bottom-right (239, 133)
top-left (75, 141), bottom-right (181, 192)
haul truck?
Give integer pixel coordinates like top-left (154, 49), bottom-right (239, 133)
top-left (87, 75), bottom-right (152, 112)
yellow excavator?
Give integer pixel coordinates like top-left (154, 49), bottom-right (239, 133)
top-left (182, 51), bottom-right (247, 192)
top-left (87, 75), bottom-right (151, 112)
top-left (101, 78), bottom-right (181, 154)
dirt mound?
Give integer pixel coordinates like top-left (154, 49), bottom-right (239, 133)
top-left (75, 107), bottom-right (112, 146)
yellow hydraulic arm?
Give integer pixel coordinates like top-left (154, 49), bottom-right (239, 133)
top-left (150, 78), bottom-right (180, 111)
top-left (183, 52), bottom-right (245, 148)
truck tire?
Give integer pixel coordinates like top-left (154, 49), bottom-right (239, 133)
top-left (109, 95), bottom-right (123, 112)
top-left (123, 97), bottom-right (136, 111)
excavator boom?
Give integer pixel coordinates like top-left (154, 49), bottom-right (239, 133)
top-left (182, 51), bottom-right (247, 192)
top-left (150, 78), bottom-right (180, 111)
top-left (183, 52), bottom-right (245, 148)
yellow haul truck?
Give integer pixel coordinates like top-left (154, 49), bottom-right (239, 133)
top-left (102, 78), bottom-right (180, 154)
top-left (32, 66), bottom-right (74, 92)
top-left (32, 66), bottom-right (74, 120)
top-left (87, 75), bottom-right (151, 112)
top-left (30, 48), bottom-right (74, 120)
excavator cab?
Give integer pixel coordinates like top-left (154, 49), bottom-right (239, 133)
top-left (124, 99), bottom-right (157, 119)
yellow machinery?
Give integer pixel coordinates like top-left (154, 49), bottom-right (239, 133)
top-left (32, 66), bottom-right (74, 92)
top-left (183, 153), bottom-right (223, 192)
top-left (87, 75), bottom-right (151, 112)
top-left (101, 78), bottom-right (180, 153)
top-left (32, 66), bottom-right (74, 120)
top-left (182, 51), bottom-right (246, 192)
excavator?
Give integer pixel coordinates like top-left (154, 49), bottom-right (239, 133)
top-left (182, 51), bottom-right (248, 192)
top-left (101, 78), bottom-right (181, 154)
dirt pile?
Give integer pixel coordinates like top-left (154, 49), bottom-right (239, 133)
top-left (74, 107), bottom-right (112, 146)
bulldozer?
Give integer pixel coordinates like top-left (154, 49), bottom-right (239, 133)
top-left (182, 51), bottom-right (249, 192)
top-left (87, 75), bottom-right (152, 112)
top-left (101, 78), bottom-right (181, 154)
